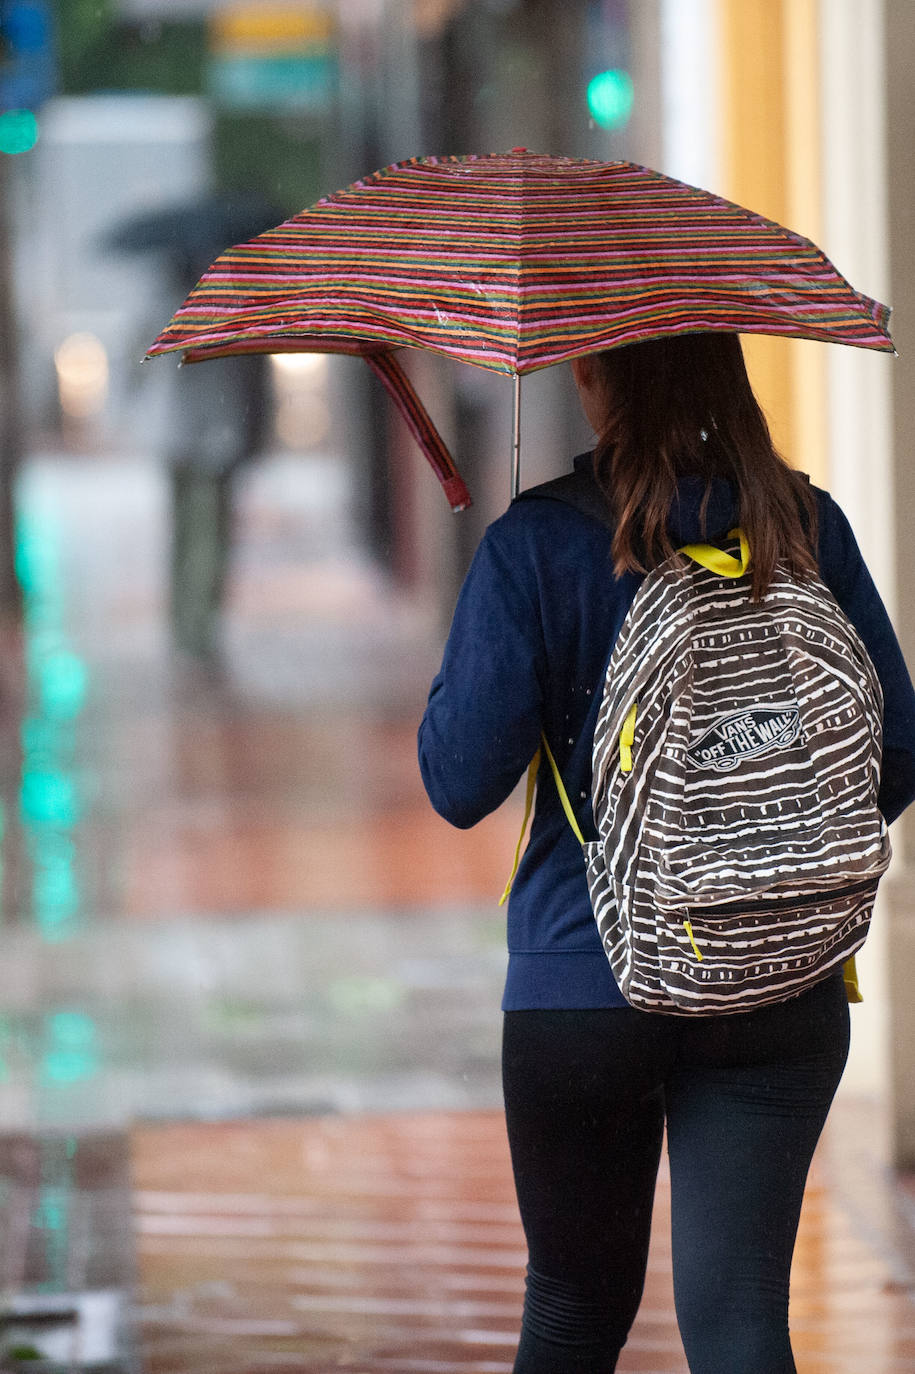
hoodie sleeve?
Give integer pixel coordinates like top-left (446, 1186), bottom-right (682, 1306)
top-left (418, 519), bottom-right (546, 829)
top-left (816, 491), bottom-right (915, 824)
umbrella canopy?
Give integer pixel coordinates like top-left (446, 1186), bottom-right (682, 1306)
top-left (146, 150), bottom-right (893, 369)
top-left (146, 150), bottom-right (894, 505)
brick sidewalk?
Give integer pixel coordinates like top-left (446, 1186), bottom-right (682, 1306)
top-left (131, 1105), bottom-right (915, 1374)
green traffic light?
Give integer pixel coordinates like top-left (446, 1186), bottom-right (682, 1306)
top-left (0, 108), bottom-right (38, 154)
top-left (587, 69), bottom-right (634, 131)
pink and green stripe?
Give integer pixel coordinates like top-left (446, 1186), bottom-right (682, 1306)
top-left (147, 150), bottom-right (893, 507)
top-left (148, 151), bottom-right (893, 374)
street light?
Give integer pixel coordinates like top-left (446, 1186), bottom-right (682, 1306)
top-left (587, 67), bottom-right (634, 131)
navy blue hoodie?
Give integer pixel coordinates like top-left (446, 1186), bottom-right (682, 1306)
top-left (418, 454), bottom-right (915, 1009)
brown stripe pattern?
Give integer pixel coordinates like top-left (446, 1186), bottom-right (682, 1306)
top-left (146, 150), bottom-right (894, 377)
top-left (586, 554), bottom-right (891, 1014)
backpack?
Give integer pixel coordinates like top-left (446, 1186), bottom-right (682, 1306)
top-left (507, 476), bottom-right (891, 1015)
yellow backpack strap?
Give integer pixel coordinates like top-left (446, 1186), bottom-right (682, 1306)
top-left (679, 527), bottom-right (750, 578)
top-left (499, 746), bottom-right (541, 906)
top-left (540, 734), bottom-right (586, 844)
top-left (500, 734), bottom-right (586, 906)
top-left (843, 955), bottom-right (863, 1004)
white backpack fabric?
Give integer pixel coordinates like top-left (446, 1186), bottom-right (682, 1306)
top-left (578, 530), bottom-right (891, 1014)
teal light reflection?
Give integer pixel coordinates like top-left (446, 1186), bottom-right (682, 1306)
top-left (20, 770), bottom-right (81, 828)
top-left (31, 856), bottom-right (80, 933)
top-left (32, 1192), bottom-right (66, 1233)
top-left (37, 650), bottom-right (88, 721)
top-left (14, 506), bottom-right (89, 939)
top-left (41, 1011), bottom-right (100, 1086)
top-left (0, 109), bottom-right (39, 155)
top-left (15, 509), bottom-right (60, 599)
top-left (31, 1135), bottom-right (78, 1292)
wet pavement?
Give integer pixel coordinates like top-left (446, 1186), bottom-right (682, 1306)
top-left (130, 1104), bottom-right (915, 1374)
top-left (0, 452), bottom-right (516, 1131)
top-left (0, 450), bottom-right (914, 1371)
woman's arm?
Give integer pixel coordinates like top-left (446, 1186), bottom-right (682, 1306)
top-left (418, 520), bottom-right (546, 829)
top-left (817, 491), bottom-right (915, 823)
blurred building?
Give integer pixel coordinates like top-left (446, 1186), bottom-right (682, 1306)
top-left (16, 94), bottom-right (212, 453)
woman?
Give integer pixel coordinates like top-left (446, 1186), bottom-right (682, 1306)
top-left (417, 333), bottom-right (915, 1374)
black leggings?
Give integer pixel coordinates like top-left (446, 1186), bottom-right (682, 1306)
top-left (502, 973), bottom-right (850, 1374)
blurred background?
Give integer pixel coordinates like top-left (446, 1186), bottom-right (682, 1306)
top-left (0, 1), bottom-right (914, 1370)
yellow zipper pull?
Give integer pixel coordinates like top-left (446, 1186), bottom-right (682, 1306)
top-left (683, 920), bottom-right (704, 962)
top-left (619, 702), bottom-right (638, 772)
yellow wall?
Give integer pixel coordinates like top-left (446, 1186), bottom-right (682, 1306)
top-left (717, 0), bottom-right (827, 484)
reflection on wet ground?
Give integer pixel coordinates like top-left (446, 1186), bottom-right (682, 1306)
top-left (0, 452), bottom-right (913, 1371)
top-left (132, 1105), bottom-right (915, 1374)
top-left (0, 454), bottom-right (517, 1132)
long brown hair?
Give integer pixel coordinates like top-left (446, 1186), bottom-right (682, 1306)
top-left (590, 332), bottom-right (818, 601)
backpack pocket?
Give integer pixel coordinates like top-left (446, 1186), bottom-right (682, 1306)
top-left (654, 877), bottom-right (879, 1013)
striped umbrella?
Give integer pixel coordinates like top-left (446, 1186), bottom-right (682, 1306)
top-left (146, 150), bottom-right (894, 506)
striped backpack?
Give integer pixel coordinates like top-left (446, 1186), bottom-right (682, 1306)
top-left (567, 527), bottom-right (892, 1014)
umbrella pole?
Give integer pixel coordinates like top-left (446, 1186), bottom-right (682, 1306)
top-left (511, 373), bottom-right (521, 500)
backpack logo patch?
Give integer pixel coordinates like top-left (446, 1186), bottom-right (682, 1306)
top-left (686, 704), bottom-right (802, 772)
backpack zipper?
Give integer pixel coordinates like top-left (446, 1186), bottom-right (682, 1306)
top-left (680, 876), bottom-right (877, 964)
top-left (687, 874), bottom-right (878, 920)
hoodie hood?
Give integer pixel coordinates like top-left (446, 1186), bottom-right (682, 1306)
top-left (666, 474), bottom-right (738, 544)
top-left (572, 452), bottom-right (738, 547)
